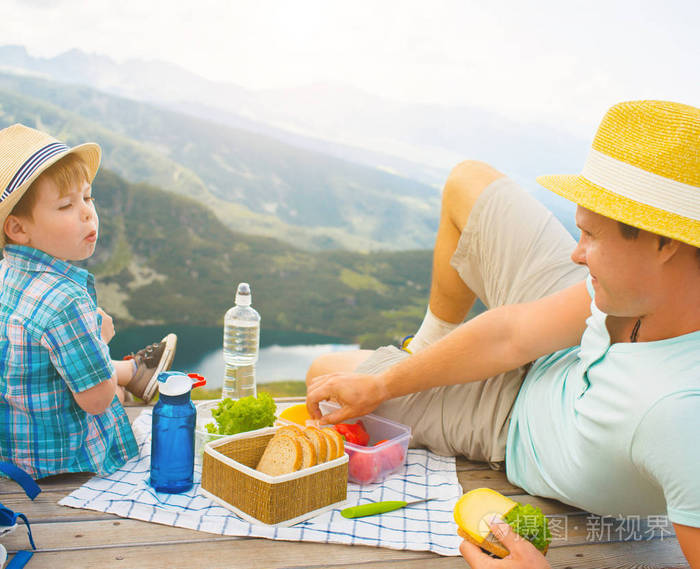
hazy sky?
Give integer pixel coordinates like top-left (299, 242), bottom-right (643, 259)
top-left (3, 0), bottom-right (699, 136)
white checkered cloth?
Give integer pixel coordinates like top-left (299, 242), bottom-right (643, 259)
top-left (59, 410), bottom-right (463, 556)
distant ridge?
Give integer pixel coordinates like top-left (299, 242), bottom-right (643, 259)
top-left (0, 70), bottom-right (441, 251)
top-left (0, 45), bottom-right (581, 238)
top-left (0, 45), bottom-right (588, 182)
top-left (0, 45), bottom-right (445, 186)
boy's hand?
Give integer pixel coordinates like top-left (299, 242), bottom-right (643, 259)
top-left (97, 308), bottom-right (115, 344)
top-left (459, 519), bottom-right (551, 569)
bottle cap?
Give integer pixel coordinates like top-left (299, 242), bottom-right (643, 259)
top-left (235, 282), bottom-right (252, 306)
top-left (157, 371), bottom-right (193, 397)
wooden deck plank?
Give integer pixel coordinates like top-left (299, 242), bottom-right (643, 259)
top-left (7, 537), bottom-right (437, 569)
top-left (3, 507), bottom-right (674, 553)
top-left (285, 538), bottom-right (690, 569)
top-left (545, 538), bottom-right (689, 569)
top-left (2, 518), bottom-right (243, 551)
top-left (6, 536), bottom-right (689, 569)
top-left (0, 473), bottom-right (93, 496)
top-left (0, 489), bottom-right (113, 521)
top-left (454, 457), bottom-right (491, 472)
top-left (455, 468), bottom-right (523, 495)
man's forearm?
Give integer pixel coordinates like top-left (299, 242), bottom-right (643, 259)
top-left (379, 281), bottom-right (590, 400)
top-left (306, 281), bottom-right (588, 425)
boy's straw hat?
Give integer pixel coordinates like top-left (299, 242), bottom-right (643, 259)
top-left (537, 100), bottom-right (699, 247)
top-left (0, 123), bottom-right (101, 247)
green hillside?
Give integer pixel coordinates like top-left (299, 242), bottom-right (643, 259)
top-left (81, 169), bottom-right (432, 347)
top-left (0, 72), bottom-right (440, 251)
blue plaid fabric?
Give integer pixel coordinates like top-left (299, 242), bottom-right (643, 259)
top-left (60, 411), bottom-right (464, 556)
top-left (0, 245), bottom-right (137, 478)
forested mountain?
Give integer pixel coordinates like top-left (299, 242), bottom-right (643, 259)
top-left (81, 168), bottom-right (433, 347)
top-left (0, 71), bottom-right (440, 251)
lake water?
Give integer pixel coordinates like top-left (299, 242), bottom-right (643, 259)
top-left (110, 325), bottom-right (358, 388)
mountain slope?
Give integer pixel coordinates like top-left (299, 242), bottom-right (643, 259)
top-left (0, 70), bottom-right (440, 251)
top-left (0, 45), bottom-right (588, 187)
top-left (82, 168), bottom-right (432, 347)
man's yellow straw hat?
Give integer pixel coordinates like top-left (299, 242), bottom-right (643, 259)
top-left (537, 100), bottom-right (699, 247)
top-left (0, 123), bottom-right (101, 248)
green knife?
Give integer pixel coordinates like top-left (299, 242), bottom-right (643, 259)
top-left (341, 498), bottom-right (433, 519)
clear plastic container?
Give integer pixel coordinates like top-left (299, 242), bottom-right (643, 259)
top-left (318, 401), bottom-right (411, 485)
top-left (194, 400), bottom-right (230, 467)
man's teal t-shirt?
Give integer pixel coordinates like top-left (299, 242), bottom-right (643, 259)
top-left (506, 276), bottom-right (700, 527)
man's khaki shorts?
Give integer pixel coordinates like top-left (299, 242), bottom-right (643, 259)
top-left (355, 177), bottom-right (588, 464)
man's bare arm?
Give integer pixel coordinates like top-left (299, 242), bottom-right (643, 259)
top-left (308, 280), bottom-right (591, 424)
top-left (381, 280), bottom-right (591, 398)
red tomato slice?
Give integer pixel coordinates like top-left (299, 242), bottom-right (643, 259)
top-left (348, 452), bottom-right (380, 484)
top-left (377, 442), bottom-right (406, 471)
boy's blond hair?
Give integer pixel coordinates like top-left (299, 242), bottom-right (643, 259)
top-left (9, 153), bottom-right (90, 221)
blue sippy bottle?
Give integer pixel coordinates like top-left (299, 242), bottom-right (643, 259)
top-left (150, 372), bottom-right (206, 493)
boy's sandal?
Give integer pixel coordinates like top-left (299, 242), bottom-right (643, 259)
top-left (124, 334), bottom-right (177, 404)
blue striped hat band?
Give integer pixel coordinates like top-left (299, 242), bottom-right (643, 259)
top-left (1, 142), bottom-right (69, 202)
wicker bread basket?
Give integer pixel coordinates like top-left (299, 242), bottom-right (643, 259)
top-left (200, 427), bottom-right (348, 526)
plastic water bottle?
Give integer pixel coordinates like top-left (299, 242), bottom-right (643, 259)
top-left (150, 372), bottom-right (206, 493)
top-left (222, 363), bottom-right (257, 399)
top-left (222, 283), bottom-right (260, 399)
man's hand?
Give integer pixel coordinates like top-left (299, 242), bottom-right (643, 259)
top-left (305, 371), bottom-right (391, 425)
top-left (97, 307), bottom-right (115, 344)
top-left (460, 519), bottom-right (550, 569)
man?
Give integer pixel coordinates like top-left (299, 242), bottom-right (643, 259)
top-left (305, 101), bottom-right (699, 567)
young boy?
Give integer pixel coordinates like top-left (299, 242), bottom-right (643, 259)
top-left (0, 123), bottom-right (177, 479)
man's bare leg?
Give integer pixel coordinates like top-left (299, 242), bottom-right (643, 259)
top-left (427, 160), bottom-right (505, 321)
top-left (306, 350), bottom-right (375, 383)
top-left (305, 161), bottom-right (505, 385)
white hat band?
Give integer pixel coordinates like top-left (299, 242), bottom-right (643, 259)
top-left (582, 149), bottom-right (700, 221)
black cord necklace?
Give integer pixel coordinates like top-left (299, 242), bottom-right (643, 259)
top-left (630, 318), bottom-right (641, 343)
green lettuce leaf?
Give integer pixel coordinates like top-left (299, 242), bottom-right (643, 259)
top-left (205, 392), bottom-right (277, 435)
top-left (503, 502), bottom-right (552, 552)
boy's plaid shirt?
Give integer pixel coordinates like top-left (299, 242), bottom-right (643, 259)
top-left (0, 245), bottom-right (137, 478)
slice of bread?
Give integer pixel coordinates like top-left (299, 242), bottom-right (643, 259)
top-left (275, 429), bottom-right (318, 470)
top-left (295, 433), bottom-right (317, 469)
top-left (256, 434), bottom-right (302, 476)
top-left (276, 424), bottom-right (304, 437)
top-left (324, 428), bottom-right (345, 458)
top-left (458, 527), bottom-right (510, 558)
top-left (303, 426), bottom-right (328, 463)
top-left (321, 428), bottom-right (338, 460)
